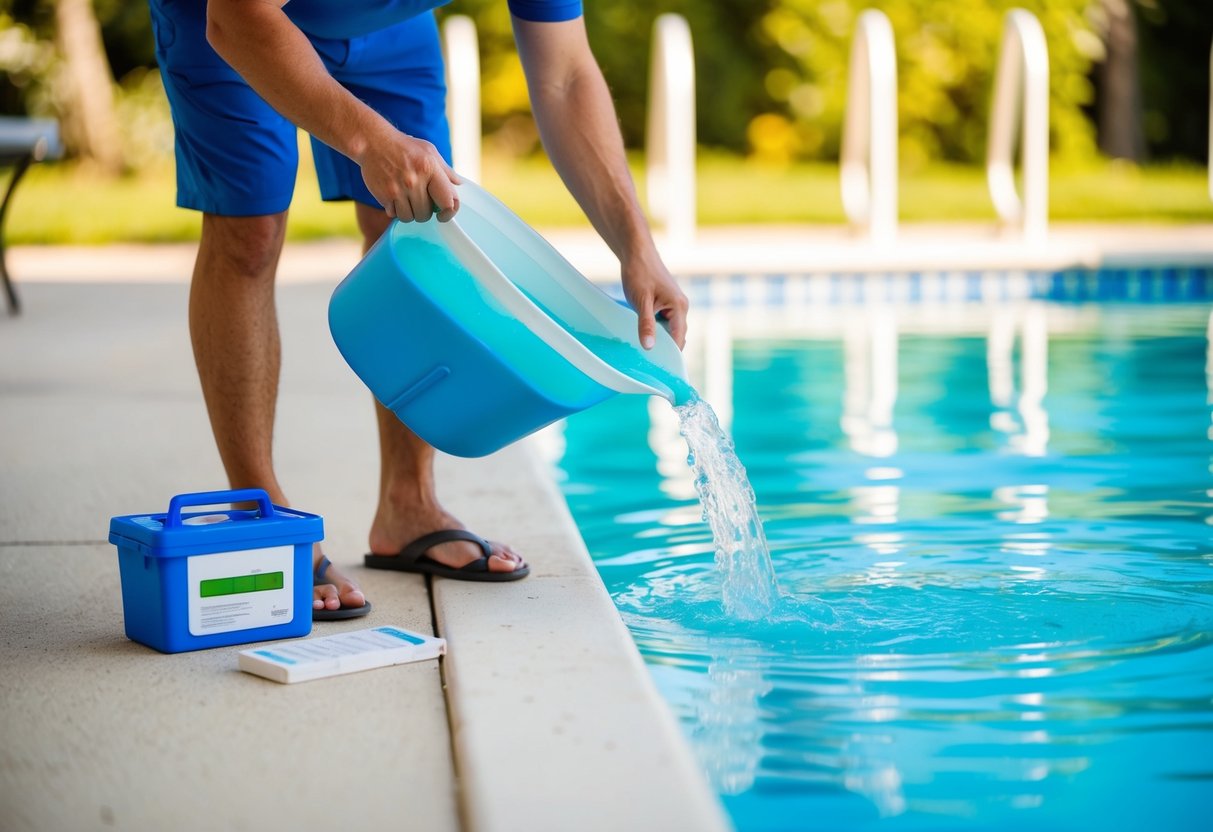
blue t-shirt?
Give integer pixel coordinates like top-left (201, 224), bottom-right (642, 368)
top-left (286, 0), bottom-right (582, 40)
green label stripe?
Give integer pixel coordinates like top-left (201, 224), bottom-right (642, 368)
top-left (200, 571), bottom-right (284, 598)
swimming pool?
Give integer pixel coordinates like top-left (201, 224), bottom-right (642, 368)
top-left (546, 283), bottom-right (1212, 830)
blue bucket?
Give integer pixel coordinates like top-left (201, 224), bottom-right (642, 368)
top-left (329, 180), bottom-right (690, 457)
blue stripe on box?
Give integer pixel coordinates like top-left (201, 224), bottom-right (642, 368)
top-left (376, 626), bottom-right (425, 644)
top-left (254, 650), bottom-right (297, 665)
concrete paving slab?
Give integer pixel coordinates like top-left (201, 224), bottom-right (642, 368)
top-left (0, 543), bottom-right (455, 832)
top-left (0, 398), bottom-right (222, 541)
top-left (0, 281), bottom-right (456, 831)
top-left (0, 281), bottom-right (384, 543)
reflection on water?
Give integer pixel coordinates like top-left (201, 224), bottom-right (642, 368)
top-left (556, 302), bottom-right (1213, 831)
top-left (988, 304), bottom-right (1050, 456)
top-left (843, 307), bottom-right (900, 458)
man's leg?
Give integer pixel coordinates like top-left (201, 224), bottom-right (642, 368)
top-left (354, 204), bottom-right (525, 573)
top-left (190, 212), bottom-right (367, 611)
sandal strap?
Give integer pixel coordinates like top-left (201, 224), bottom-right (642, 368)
top-left (313, 555), bottom-right (332, 584)
top-left (400, 530), bottom-right (492, 564)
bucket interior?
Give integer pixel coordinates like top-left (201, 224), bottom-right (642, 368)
top-left (386, 223), bottom-right (603, 400)
top-left (445, 183), bottom-right (693, 403)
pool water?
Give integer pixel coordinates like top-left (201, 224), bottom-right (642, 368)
top-left (550, 302), bottom-right (1213, 831)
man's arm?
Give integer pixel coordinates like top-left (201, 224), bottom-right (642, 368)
top-left (512, 16), bottom-right (689, 349)
top-left (205, 0), bottom-right (458, 221)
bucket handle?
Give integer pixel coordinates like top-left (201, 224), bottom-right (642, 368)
top-left (164, 489), bottom-right (275, 529)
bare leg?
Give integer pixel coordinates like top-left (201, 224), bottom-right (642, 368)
top-left (354, 204), bottom-right (525, 573)
top-left (190, 212), bottom-right (366, 612)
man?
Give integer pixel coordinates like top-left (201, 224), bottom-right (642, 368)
top-left (150, 0), bottom-right (689, 617)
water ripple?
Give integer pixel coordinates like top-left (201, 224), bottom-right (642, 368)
top-left (558, 307), bottom-right (1213, 830)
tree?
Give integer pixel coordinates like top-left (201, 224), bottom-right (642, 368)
top-left (1134, 0), bottom-right (1213, 162)
top-left (1097, 0), bottom-right (1146, 161)
top-left (53, 0), bottom-right (122, 173)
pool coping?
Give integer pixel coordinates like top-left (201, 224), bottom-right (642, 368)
top-left (432, 442), bottom-right (732, 832)
top-left (10, 222), bottom-right (1213, 287)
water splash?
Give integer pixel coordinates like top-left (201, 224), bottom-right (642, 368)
top-left (676, 396), bottom-right (781, 619)
top-left (552, 327), bottom-right (781, 617)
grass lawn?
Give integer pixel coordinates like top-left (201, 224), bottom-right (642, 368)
top-left (6, 145), bottom-right (1211, 245)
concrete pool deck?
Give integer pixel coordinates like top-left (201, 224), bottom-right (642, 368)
top-left (3, 221), bottom-right (1212, 830)
top-left (0, 277), bottom-right (728, 831)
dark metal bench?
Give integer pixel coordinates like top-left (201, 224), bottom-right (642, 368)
top-left (0, 116), bottom-right (62, 315)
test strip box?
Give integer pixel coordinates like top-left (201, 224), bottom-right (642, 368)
top-left (239, 625), bottom-right (446, 684)
top-left (109, 489), bottom-right (321, 654)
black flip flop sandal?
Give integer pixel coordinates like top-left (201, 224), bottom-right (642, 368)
top-left (363, 529), bottom-right (530, 582)
top-left (313, 556), bottom-right (373, 620)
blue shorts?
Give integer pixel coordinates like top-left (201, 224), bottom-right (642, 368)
top-left (148, 0), bottom-right (451, 217)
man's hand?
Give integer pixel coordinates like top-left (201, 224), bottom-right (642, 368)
top-left (621, 248), bottom-right (689, 350)
top-left (356, 126), bottom-right (461, 223)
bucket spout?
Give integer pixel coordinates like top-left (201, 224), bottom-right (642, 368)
top-left (559, 321), bottom-right (694, 407)
top-left (664, 378), bottom-right (698, 407)
top-left (625, 354), bottom-right (696, 407)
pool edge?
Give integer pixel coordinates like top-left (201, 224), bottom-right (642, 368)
top-left (431, 441), bottom-right (732, 832)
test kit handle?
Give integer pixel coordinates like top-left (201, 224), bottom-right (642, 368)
top-left (164, 489), bottom-right (275, 528)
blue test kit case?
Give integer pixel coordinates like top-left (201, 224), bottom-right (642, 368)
top-left (109, 489), bottom-right (321, 654)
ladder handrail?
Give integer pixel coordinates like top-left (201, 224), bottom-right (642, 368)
top-left (645, 14), bottom-right (697, 245)
top-left (1208, 36), bottom-right (1212, 201)
top-left (987, 9), bottom-right (1049, 241)
top-left (840, 9), bottom-right (899, 243)
top-left (443, 15), bottom-right (481, 183)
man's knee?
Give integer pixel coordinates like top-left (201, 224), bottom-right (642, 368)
top-left (200, 213), bottom-right (289, 279)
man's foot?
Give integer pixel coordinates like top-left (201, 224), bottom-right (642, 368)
top-left (365, 529), bottom-right (530, 581)
top-left (312, 546), bottom-right (369, 614)
top-left (368, 503), bottom-right (526, 576)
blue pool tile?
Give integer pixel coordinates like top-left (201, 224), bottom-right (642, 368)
top-left (965, 271), bottom-right (981, 302)
top-left (686, 264), bottom-right (1213, 307)
top-left (767, 274), bottom-right (787, 306)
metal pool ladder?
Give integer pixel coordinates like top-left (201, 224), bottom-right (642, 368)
top-left (646, 13), bottom-right (697, 246)
top-left (841, 9), bottom-right (898, 243)
top-left (442, 15), bottom-right (481, 184)
top-left (987, 9), bottom-right (1050, 242)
